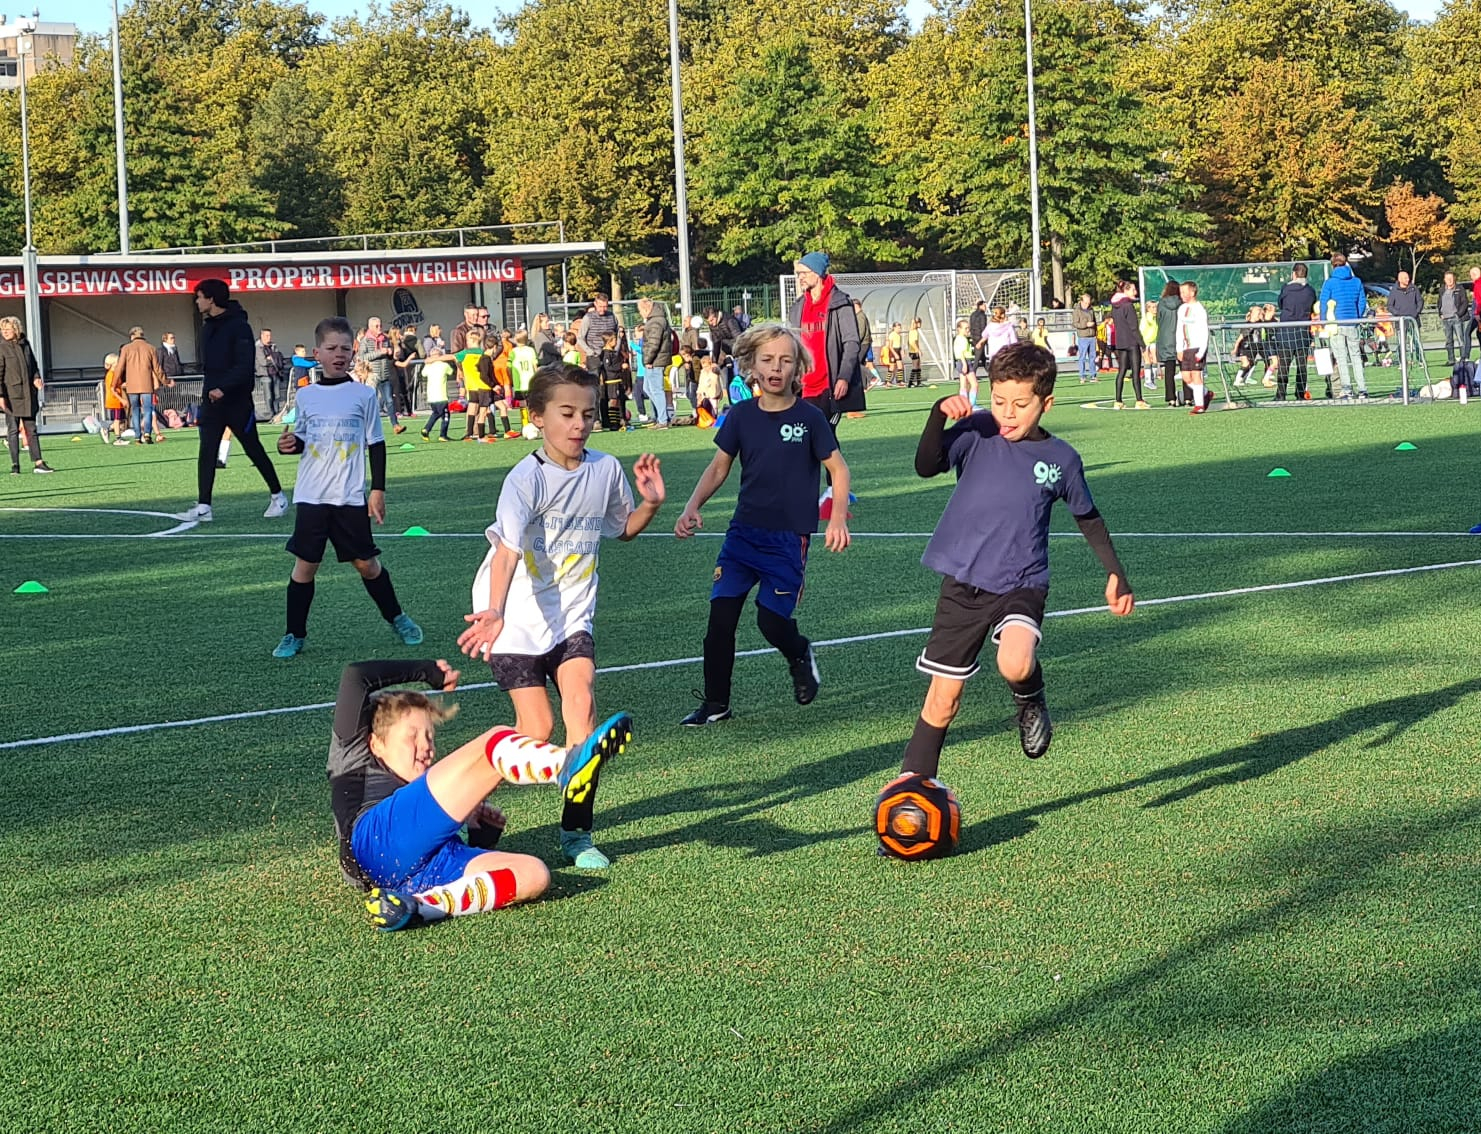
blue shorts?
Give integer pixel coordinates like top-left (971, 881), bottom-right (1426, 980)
top-left (711, 521), bottom-right (810, 618)
top-left (350, 775), bottom-right (483, 891)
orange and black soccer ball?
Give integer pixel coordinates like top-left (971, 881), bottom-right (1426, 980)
top-left (874, 772), bottom-right (961, 861)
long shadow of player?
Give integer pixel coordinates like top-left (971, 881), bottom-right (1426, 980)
top-left (961, 676), bottom-right (1481, 856)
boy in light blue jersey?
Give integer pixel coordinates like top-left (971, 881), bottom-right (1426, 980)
top-left (900, 342), bottom-right (1134, 773)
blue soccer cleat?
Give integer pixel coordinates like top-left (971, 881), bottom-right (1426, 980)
top-left (272, 634), bottom-right (305, 659)
top-left (559, 711), bottom-right (632, 804)
top-left (392, 613), bottom-right (424, 646)
top-left (364, 887), bottom-right (421, 931)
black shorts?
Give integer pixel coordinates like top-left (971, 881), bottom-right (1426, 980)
top-left (1179, 349), bottom-right (1206, 372)
top-left (469, 389), bottom-right (493, 408)
top-left (286, 502), bottom-right (380, 564)
top-left (487, 631), bottom-right (596, 692)
top-left (916, 578), bottom-right (1046, 681)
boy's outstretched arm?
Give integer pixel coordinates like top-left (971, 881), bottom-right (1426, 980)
top-left (915, 396), bottom-right (973, 477)
top-left (459, 541), bottom-right (520, 658)
top-left (619, 453), bottom-right (665, 541)
top-left (333, 659), bottom-right (458, 744)
top-left (675, 450), bottom-right (735, 537)
top-left (1073, 509), bottom-right (1135, 616)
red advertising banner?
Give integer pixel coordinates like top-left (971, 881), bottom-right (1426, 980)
top-left (0, 256), bottom-right (524, 299)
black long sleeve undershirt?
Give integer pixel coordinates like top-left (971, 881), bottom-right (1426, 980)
top-left (367, 440), bottom-right (387, 492)
top-left (1073, 509), bottom-right (1129, 589)
top-left (915, 401), bottom-right (953, 477)
top-left (331, 659), bottom-right (445, 747)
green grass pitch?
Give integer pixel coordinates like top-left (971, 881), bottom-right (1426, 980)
top-left (3, 378), bottom-right (1480, 1132)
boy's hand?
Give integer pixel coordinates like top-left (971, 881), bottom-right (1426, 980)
top-left (458, 610), bottom-right (504, 658)
top-left (633, 453), bottom-right (665, 507)
top-left (277, 429), bottom-right (302, 455)
top-left (824, 518), bottom-right (850, 552)
top-left (1106, 575), bottom-right (1134, 616)
top-left (674, 507), bottom-right (702, 538)
top-left (367, 489), bottom-right (386, 524)
top-left (434, 659), bottom-right (460, 692)
top-left (939, 395), bottom-right (974, 420)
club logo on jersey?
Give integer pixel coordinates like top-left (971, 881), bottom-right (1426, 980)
top-left (780, 423), bottom-right (808, 443)
top-left (713, 566), bottom-right (723, 582)
top-left (1034, 460), bottom-right (1062, 487)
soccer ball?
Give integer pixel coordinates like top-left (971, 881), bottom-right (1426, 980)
top-left (521, 423), bottom-right (541, 440)
top-left (874, 772), bottom-right (961, 861)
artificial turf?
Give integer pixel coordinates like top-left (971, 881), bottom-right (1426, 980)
top-left (2, 372), bottom-right (1479, 1133)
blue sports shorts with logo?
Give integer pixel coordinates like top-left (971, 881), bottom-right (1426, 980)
top-left (711, 520), bottom-right (811, 618)
top-left (351, 775), bottom-right (483, 891)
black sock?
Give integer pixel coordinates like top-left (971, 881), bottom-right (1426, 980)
top-left (702, 595), bottom-right (746, 706)
top-left (477, 420), bottom-right (486, 438)
top-left (561, 769), bottom-right (598, 831)
top-left (362, 567), bottom-right (402, 622)
top-left (1007, 662), bottom-right (1044, 702)
top-left (500, 415), bottom-right (511, 433)
top-left (756, 604), bottom-right (808, 662)
top-left (901, 716), bottom-right (949, 778)
top-left (286, 578), bottom-right (314, 638)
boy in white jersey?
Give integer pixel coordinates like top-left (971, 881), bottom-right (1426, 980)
top-left (1176, 281), bottom-right (1213, 414)
top-left (458, 363), bottom-right (665, 868)
top-left (272, 317), bottom-right (423, 658)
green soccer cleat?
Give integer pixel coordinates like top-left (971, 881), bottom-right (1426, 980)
top-left (560, 711), bottom-right (632, 804)
top-left (391, 613), bottom-right (423, 646)
top-left (560, 829), bottom-right (612, 869)
top-left (272, 634), bottom-right (305, 659)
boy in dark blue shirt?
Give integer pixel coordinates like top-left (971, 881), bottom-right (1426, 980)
top-left (902, 342), bottom-right (1134, 773)
top-left (674, 325), bottom-right (851, 725)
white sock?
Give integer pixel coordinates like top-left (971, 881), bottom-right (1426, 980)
top-left (1190, 383), bottom-right (1205, 406)
top-left (483, 728), bottom-right (567, 785)
top-left (217, 438), bottom-right (231, 463)
top-left (414, 869), bottom-right (515, 919)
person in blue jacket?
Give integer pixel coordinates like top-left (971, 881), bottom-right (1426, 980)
top-left (1317, 253), bottom-right (1369, 400)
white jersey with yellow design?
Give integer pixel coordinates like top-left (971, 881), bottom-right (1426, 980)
top-left (473, 449), bottom-right (635, 656)
top-left (290, 378), bottom-right (384, 506)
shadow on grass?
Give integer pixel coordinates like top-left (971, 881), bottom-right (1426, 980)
top-left (961, 678), bottom-right (1481, 855)
top-left (804, 798), bottom-right (1481, 1134)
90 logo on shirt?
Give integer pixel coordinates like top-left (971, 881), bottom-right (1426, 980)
top-left (779, 423), bottom-right (809, 443)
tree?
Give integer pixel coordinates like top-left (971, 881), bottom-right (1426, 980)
top-left (1384, 180), bottom-right (1456, 280)
top-left (689, 36), bottom-right (909, 272)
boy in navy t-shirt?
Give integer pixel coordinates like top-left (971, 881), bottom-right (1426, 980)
top-left (674, 324), bottom-right (851, 725)
top-left (900, 341), bottom-right (1134, 772)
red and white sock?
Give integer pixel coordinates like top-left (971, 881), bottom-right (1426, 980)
top-left (414, 868), bottom-right (517, 919)
top-left (484, 728), bottom-right (567, 785)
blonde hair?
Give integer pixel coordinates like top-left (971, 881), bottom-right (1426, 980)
top-left (731, 323), bottom-right (812, 392)
top-left (0, 316), bottom-right (22, 336)
top-left (370, 690), bottom-right (458, 741)
top-left (104, 352), bottom-right (119, 369)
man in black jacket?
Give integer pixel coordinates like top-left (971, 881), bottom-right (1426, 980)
top-left (1274, 264), bottom-right (1318, 401)
top-left (183, 278), bottom-right (287, 523)
top-left (1439, 270), bottom-right (1471, 366)
top-left (1386, 270), bottom-right (1424, 369)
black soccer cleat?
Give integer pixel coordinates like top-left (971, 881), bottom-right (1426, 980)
top-left (680, 692), bottom-right (733, 727)
top-left (1014, 692), bottom-right (1053, 759)
top-left (364, 887), bottom-right (426, 932)
top-left (789, 643), bottom-right (821, 706)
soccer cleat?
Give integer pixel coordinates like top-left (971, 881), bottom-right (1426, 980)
top-left (264, 492), bottom-right (289, 519)
top-left (1189, 405), bottom-right (1206, 415)
top-left (1134, 400), bottom-right (1150, 410)
top-left (789, 643), bottom-right (821, 705)
top-left (273, 633), bottom-right (306, 658)
top-left (1014, 692), bottom-right (1053, 759)
top-left (32, 463), bottom-right (54, 474)
top-left (680, 694), bottom-right (733, 726)
top-left (560, 829), bottom-right (612, 869)
top-left (392, 613), bottom-right (423, 646)
top-left (183, 503), bottom-right (214, 523)
top-left (559, 711), bottom-right (632, 804)
top-left (364, 887), bottom-right (423, 931)
top-left (393, 424), bottom-right (407, 434)
top-left (1112, 401), bottom-right (1124, 410)
top-left (420, 432), bottom-right (430, 441)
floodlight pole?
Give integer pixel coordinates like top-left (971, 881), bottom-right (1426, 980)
top-left (16, 13), bottom-right (44, 376)
top-left (1024, 0), bottom-right (1042, 322)
top-left (111, 0), bottom-right (129, 253)
top-left (667, 0), bottom-right (693, 321)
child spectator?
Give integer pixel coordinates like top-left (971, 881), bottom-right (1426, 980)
top-left (271, 316), bottom-right (423, 659)
top-left (597, 332), bottom-right (628, 432)
top-left (457, 329), bottom-right (487, 441)
top-left (561, 331), bottom-right (581, 367)
top-left (906, 318), bottom-right (923, 387)
top-left (897, 341), bottom-right (1133, 777)
top-left (291, 345), bottom-right (317, 389)
top-left (509, 330), bottom-right (538, 435)
top-left (886, 322), bottom-right (905, 386)
top-left (696, 356), bottom-right (723, 423)
top-left (1176, 281), bottom-right (1212, 413)
top-left (674, 324), bottom-right (851, 726)
top-left (329, 656), bottom-right (632, 931)
top-left (476, 339), bottom-right (508, 444)
top-left (458, 363), bottom-right (665, 868)
top-left (103, 352), bottom-right (128, 445)
top-left (420, 348), bottom-right (457, 442)
top-left (953, 320), bottom-right (972, 394)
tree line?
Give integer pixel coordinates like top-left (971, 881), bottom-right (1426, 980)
top-left (0, 0), bottom-right (1474, 299)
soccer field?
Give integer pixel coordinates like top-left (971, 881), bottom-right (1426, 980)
top-left (4, 380), bottom-right (1480, 1133)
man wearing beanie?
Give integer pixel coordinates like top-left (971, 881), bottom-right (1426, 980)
top-left (793, 251), bottom-right (863, 520)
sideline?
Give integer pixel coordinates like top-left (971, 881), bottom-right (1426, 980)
top-left (5, 555), bottom-right (1480, 751)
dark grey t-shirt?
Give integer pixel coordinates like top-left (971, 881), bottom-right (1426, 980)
top-left (922, 415), bottom-right (1094, 594)
top-left (715, 397), bottom-right (836, 534)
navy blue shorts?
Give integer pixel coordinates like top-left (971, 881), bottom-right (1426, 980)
top-left (711, 521), bottom-right (810, 618)
top-left (350, 775), bottom-right (483, 891)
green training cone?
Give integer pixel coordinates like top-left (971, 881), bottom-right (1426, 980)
top-left (402, 526), bottom-right (431, 537)
top-left (399, 442), bottom-right (417, 451)
top-left (1395, 442), bottom-right (1417, 451)
top-left (1267, 468), bottom-right (1292, 478)
top-left (13, 580), bottom-right (49, 594)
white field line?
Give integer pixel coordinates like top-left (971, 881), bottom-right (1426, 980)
top-left (5, 555), bottom-right (1481, 752)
